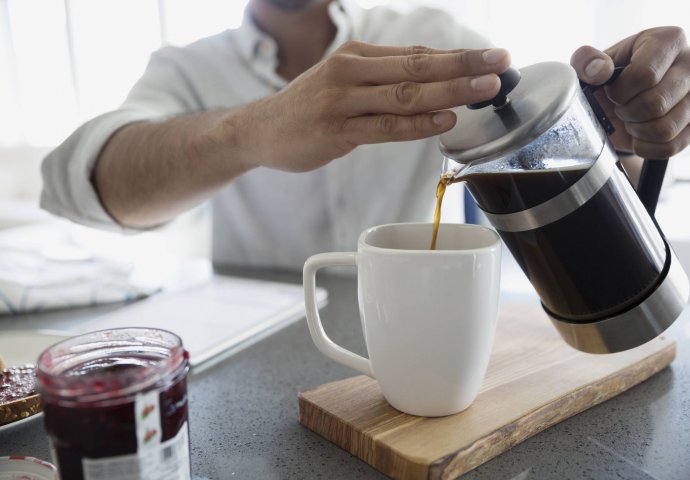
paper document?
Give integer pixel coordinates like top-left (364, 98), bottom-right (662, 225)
top-left (74, 276), bottom-right (328, 372)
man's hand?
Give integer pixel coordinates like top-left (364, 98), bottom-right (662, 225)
top-left (226, 41), bottom-right (510, 173)
top-left (92, 42), bottom-right (509, 228)
top-left (571, 26), bottom-right (690, 159)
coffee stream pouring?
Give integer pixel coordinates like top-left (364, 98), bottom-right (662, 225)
top-left (439, 62), bottom-right (689, 354)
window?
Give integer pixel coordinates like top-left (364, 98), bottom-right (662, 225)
top-left (0, 0), bottom-right (250, 148)
top-left (0, 0), bottom-right (250, 204)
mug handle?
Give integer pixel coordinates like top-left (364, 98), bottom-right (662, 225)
top-left (303, 252), bottom-right (374, 377)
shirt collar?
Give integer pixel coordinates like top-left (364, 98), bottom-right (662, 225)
top-left (234, 0), bottom-right (357, 65)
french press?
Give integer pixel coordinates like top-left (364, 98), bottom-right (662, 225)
top-left (439, 61), bottom-right (689, 354)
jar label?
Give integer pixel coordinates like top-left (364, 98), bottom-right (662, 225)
top-left (81, 422), bottom-right (191, 480)
top-left (135, 390), bottom-right (162, 449)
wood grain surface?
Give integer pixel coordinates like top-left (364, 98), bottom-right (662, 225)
top-left (299, 302), bottom-right (676, 480)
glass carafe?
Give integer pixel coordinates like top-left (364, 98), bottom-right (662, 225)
top-left (439, 62), bottom-right (688, 352)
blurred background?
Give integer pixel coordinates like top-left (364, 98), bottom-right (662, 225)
top-left (1, 0), bottom-right (689, 251)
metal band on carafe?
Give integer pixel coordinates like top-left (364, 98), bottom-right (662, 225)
top-left (482, 145), bottom-right (617, 232)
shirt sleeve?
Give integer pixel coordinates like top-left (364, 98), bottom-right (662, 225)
top-left (40, 47), bottom-right (200, 233)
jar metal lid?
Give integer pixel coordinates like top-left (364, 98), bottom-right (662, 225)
top-left (439, 61), bottom-right (578, 164)
top-left (0, 456), bottom-right (58, 480)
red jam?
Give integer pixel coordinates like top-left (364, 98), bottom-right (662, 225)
top-left (37, 328), bottom-right (190, 480)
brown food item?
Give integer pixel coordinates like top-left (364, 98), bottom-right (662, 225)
top-left (0, 365), bottom-right (42, 426)
top-left (0, 352), bottom-right (5, 370)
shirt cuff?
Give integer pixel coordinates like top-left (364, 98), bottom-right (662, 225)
top-left (40, 109), bottom-right (157, 234)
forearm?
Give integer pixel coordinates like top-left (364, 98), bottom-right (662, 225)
top-left (92, 107), bottom-right (253, 229)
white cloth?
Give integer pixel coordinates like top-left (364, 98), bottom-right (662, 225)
top-left (0, 252), bottom-right (155, 315)
top-left (40, 0), bottom-right (491, 269)
top-left (0, 223), bottom-right (160, 315)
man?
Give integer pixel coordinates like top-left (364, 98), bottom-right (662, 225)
top-left (41, 0), bottom-right (690, 269)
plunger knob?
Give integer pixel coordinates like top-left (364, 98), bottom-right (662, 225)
top-left (468, 66), bottom-right (521, 110)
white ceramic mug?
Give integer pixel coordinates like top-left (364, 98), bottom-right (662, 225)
top-left (303, 223), bottom-right (502, 417)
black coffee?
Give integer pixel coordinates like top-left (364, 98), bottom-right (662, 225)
top-left (464, 167), bottom-right (588, 214)
top-left (430, 176), bottom-right (450, 250)
top-left (464, 166), bottom-right (665, 321)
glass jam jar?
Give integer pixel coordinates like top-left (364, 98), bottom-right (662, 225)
top-left (37, 328), bottom-right (190, 480)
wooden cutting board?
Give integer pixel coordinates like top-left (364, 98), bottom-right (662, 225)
top-left (298, 302), bottom-right (676, 480)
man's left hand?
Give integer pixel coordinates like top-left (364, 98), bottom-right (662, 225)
top-left (571, 26), bottom-right (690, 159)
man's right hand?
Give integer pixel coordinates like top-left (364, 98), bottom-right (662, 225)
top-left (219, 41), bottom-right (511, 173)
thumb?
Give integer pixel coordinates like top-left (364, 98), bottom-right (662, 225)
top-left (570, 45), bottom-right (615, 85)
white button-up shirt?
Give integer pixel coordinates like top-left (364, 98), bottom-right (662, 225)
top-left (41, 0), bottom-right (490, 269)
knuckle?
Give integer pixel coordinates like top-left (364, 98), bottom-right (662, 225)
top-left (376, 114), bottom-right (399, 135)
top-left (665, 26), bottom-right (687, 45)
top-left (389, 82), bottom-right (422, 112)
top-left (650, 117), bottom-right (680, 143)
top-left (407, 45), bottom-right (433, 55)
top-left (644, 92), bottom-right (670, 119)
top-left (313, 88), bottom-right (344, 119)
top-left (445, 78), bottom-right (464, 98)
top-left (324, 116), bottom-right (348, 137)
top-left (412, 115), bottom-right (430, 135)
top-left (338, 40), bottom-right (364, 53)
top-left (639, 138), bottom-right (677, 158)
top-left (667, 128), bottom-right (690, 156)
top-left (454, 50), bottom-right (473, 71)
top-left (628, 63), bottom-right (662, 90)
top-left (644, 26), bottom-right (687, 47)
top-left (657, 142), bottom-right (677, 158)
top-left (323, 53), bottom-right (351, 75)
top-left (402, 54), bottom-right (432, 78)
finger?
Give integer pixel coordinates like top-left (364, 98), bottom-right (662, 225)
top-left (344, 111), bottom-right (457, 144)
top-left (605, 27), bottom-right (686, 105)
top-left (614, 64), bottom-right (690, 122)
top-left (570, 45), bottom-right (615, 85)
top-left (347, 75), bottom-right (501, 115)
top-left (632, 123), bottom-right (690, 158)
top-left (624, 96), bottom-right (690, 142)
top-left (337, 41), bottom-right (463, 58)
top-left (351, 48), bottom-right (510, 85)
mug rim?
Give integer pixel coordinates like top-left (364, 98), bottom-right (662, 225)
top-left (358, 222), bottom-right (501, 255)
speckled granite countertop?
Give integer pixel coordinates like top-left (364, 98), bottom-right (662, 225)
top-left (2, 243), bottom-right (689, 480)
